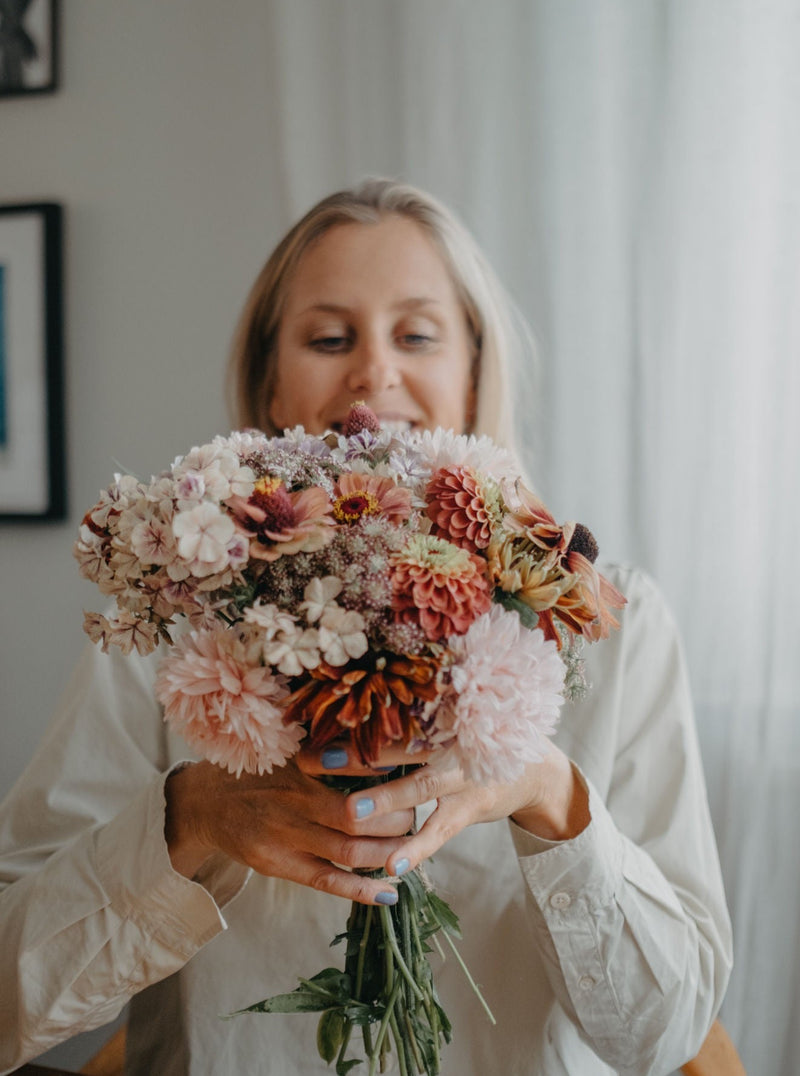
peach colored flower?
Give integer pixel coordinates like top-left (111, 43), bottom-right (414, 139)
top-left (425, 465), bottom-right (493, 552)
top-left (333, 472), bottom-right (413, 525)
top-left (502, 481), bottom-right (573, 556)
top-left (155, 626), bottom-right (300, 776)
top-left (390, 534), bottom-right (491, 642)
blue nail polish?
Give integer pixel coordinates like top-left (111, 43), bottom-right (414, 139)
top-left (376, 890), bottom-right (398, 905)
top-left (321, 747), bottom-right (348, 770)
top-left (355, 797), bottom-right (375, 819)
top-left (393, 857), bottom-right (410, 877)
top-left (375, 766), bottom-right (397, 774)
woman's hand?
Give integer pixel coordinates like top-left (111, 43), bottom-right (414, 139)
top-left (164, 757), bottom-right (415, 905)
top-left (165, 742), bottom-right (590, 905)
top-left (298, 741), bottom-right (591, 880)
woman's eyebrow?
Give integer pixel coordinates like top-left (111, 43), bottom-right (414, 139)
top-left (296, 297), bottom-right (443, 318)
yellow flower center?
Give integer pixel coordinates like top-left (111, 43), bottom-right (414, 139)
top-left (333, 489), bottom-right (381, 523)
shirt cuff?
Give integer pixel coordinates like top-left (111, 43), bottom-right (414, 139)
top-left (92, 771), bottom-right (250, 958)
top-left (510, 770), bottom-right (622, 908)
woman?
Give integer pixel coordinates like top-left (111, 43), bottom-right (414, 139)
top-left (0, 179), bottom-right (731, 1074)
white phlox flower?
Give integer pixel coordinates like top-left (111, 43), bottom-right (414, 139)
top-left (172, 502), bottom-right (236, 575)
top-left (244, 600), bottom-right (298, 638)
top-left (130, 513), bottom-right (176, 566)
top-left (318, 605), bottom-right (368, 666)
top-left (301, 576), bottom-right (343, 623)
top-left (263, 625), bottom-right (322, 676)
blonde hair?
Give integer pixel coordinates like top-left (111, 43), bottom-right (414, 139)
top-left (228, 178), bottom-right (531, 454)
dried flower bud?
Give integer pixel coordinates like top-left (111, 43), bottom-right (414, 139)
top-left (344, 401), bottom-right (381, 437)
top-left (567, 523), bottom-right (599, 563)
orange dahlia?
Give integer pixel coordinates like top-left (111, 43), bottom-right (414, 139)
top-left (425, 465), bottom-right (493, 552)
top-left (280, 652), bottom-right (442, 764)
top-left (390, 534), bottom-right (492, 642)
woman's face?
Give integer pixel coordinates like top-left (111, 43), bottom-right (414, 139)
top-left (269, 215), bottom-right (476, 435)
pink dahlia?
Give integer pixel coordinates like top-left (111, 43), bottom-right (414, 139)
top-left (425, 465), bottom-right (493, 552)
top-left (430, 604), bottom-right (565, 785)
top-left (390, 534), bottom-right (491, 642)
top-left (333, 472), bottom-right (413, 525)
top-left (154, 626), bottom-right (301, 776)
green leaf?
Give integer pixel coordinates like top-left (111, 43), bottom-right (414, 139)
top-left (229, 990), bottom-right (336, 1015)
top-left (335, 1058), bottom-right (363, 1075)
top-left (493, 588), bottom-right (541, 631)
top-left (317, 1008), bottom-right (346, 1062)
top-left (400, 867), bottom-right (428, 908)
top-left (426, 892), bottom-right (463, 938)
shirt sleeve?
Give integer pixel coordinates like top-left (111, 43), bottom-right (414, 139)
top-left (0, 641), bottom-right (249, 1072)
top-left (509, 567), bottom-right (732, 1076)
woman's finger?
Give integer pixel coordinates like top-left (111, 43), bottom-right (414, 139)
top-left (297, 740), bottom-right (435, 777)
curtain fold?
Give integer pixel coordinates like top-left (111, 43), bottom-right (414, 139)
top-left (265, 3), bottom-right (800, 1071)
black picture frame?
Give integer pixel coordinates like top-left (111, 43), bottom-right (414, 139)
top-left (0, 203), bottom-right (66, 521)
top-left (0, 0), bottom-right (59, 98)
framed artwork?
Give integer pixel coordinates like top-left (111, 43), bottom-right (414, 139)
top-left (0, 0), bottom-right (58, 97)
top-left (0, 203), bottom-right (66, 521)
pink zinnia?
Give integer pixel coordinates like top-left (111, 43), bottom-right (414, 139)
top-left (155, 627), bottom-right (302, 776)
top-left (228, 478), bottom-right (335, 561)
top-left (333, 472), bottom-right (413, 524)
top-left (430, 604), bottom-right (565, 785)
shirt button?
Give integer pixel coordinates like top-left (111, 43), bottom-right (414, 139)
top-left (549, 891), bottom-right (572, 910)
top-left (578, 975), bottom-right (596, 992)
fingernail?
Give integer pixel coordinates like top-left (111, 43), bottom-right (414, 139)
top-left (375, 890), bottom-right (398, 905)
top-left (393, 857), bottom-right (410, 877)
top-left (355, 797), bottom-right (375, 819)
top-left (375, 766), bottom-right (396, 774)
top-left (321, 747), bottom-right (348, 770)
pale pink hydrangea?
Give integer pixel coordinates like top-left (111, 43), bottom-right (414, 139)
top-left (430, 603), bottom-right (565, 785)
top-left (154, 626), bottom-right (301, 776)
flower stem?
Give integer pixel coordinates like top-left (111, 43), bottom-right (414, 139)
top-left (380, 904), bottom-right (425, 1003)
top-left (368, 978), bottom-right (402, 1076)
top-left (441, 931), bottom-right (496, 1025)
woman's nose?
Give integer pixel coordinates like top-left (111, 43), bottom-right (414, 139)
top-left (345, 338), bottom-right (401, 394)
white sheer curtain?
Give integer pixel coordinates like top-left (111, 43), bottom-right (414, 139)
top-left (263, 3), bottom-right (799, 1071)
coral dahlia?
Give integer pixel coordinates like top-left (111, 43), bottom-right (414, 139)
top-left (425, 465), bottom-right (493, 552)
top-left (391, 534), bottom-right (491, 642)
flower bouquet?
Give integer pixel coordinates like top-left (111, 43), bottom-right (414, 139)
top-left (75, 404), bottom-right (625, 1075)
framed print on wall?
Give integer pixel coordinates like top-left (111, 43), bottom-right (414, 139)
top-left (0, 0), bottom-right (58, 97)
top-left (0, 203), bottom-right (66, 521)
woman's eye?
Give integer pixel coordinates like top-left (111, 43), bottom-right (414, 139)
top-left (310, 336), bottom-right (350, 353)
top-left (399, 333), bottom-right (434, 349)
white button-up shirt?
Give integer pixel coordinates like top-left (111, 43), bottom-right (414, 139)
top-left (0, 566), bottom-right (732, 1075)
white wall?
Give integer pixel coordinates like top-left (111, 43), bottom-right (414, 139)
top-left (1, 3), bottom-right (288, 797)
top-left (1, 7), bottom-right (287, 1064)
